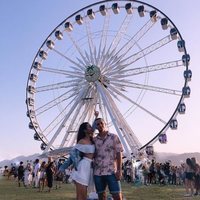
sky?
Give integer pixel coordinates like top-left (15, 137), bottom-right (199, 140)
top-left (0, 0), bottom-right (199, 161)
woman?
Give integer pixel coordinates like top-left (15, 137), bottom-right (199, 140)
top-left (38, 161), bottom-right (46, 192)
top-left (45, 157), bottom-right (55, 192)
top-left (59, 122), bottom-right (95, 200)
top-left (184, 158), bottom-right (195, 197)
top-left (24, 163), bottom-right (33, 187)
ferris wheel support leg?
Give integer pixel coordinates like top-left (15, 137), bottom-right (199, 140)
top-left (43, 89), bottom-right (86, 153)
top-left (96, 82), bottom-right (131, 157)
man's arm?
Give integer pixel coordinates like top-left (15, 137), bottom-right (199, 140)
top-left (92, 110), bottom-right (99, 130)
top-left (115, 151), bottom-right (123, 180)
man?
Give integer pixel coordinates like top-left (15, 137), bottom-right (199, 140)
top-left (17, 161), bottom-right (25, 187)
top-left (93, 112), bottom-right (123, 200)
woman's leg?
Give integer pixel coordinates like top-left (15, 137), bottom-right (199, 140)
top-left (190, 180), bottom-right (194, 195)
top-left (185, 178), bottom-right (189, 194)
top-left (75, 182), bottom-right (87, 200)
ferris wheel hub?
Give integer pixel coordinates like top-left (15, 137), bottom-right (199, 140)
top-left (85, 64), bottom-right (101, 82)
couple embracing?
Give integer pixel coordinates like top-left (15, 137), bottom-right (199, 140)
top-left (59, 112), bottom-right (123, 200)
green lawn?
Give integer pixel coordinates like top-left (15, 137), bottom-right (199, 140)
top-left (0, 176), bottom-right (199, 200)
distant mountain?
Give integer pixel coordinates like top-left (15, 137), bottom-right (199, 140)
top-left (0, 153), bottom-right (40, 168)
top-left (0, 152), bottom-right (200, 168)
top-left (155, 152), bottom-right (200, 166)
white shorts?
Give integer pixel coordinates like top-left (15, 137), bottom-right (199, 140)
top-left (71, 157), bottom-right (93, 186)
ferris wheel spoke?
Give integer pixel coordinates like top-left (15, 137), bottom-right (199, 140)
top-left (115, 18), bottom-right (155, 60)
top-left (99, 45), bottom-right (108, 72)
top-left (41, 66), bottom-right (84, 77)
top-left (105, 88), bottom-right (142, 149)
top-left (101, 50), bottom-right (120, 74)
top-left (84, 50), bottom-right (93, 65)
top-left (36, 79), bottom-right (85, 93)
top-left (94, 46), bottom-right (101, 67)
top-left (104, 18), bottom-right (155, 74)
top-left (97, 8), bottom-right (111, 65)
top-left (35, 90), bottom-right (79, 116)
top-left (76, 57), bottom-right (87, 69)
top-left (95, 90), bottom-right (110, 124)
top-left (111, 80), bottom-right (182, 96)
top-left (93, 86), bottom-right (109, 123)
top-left (101, 16), bottom-right (135, 73)
top-left (109, 60), bottom-right (183, 77)
top-left (67, 99), bottom-right (96, 146)
top-left (43, 86), bottom-right (90, 152)
top-left (60, 101), bottom-right (86, 147)
top-left (112, 35), bottom-right (172, 70)
top-left (61, 86), bottom-right (96, 147)
top-left (106, 83), bottom-right (167, 124)
top-left (83, 13), bottom-right (96, 64)
top-left (66, 32), bottom-right (90, 66)
top-left (104, 13), bottom-right (134, 61)
top-left (84, 88), bottom-right (98, 122)
top-left (41, 107), bottom-right (69, 140)
top-left (52, 48), bottom-right (85, 71)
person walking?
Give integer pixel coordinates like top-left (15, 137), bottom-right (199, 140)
top-left (93, 112), bottom-right (124, 200)
top-left (45, 157), bottom-right (55, 192)
top-left (33, 158), bottom-right (41, 188)
top-left (17, 161), bottom-right (25, 187)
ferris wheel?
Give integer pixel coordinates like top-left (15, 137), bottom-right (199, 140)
top-left (26, 0), bottom-right (192, 157)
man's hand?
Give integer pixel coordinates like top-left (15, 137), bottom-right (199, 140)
top-left (94, 110), bottom-right (99, 118)
top-left (115, 170), bottom-right (122, 181)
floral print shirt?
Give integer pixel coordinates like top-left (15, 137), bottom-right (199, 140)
top-left (93, 132), bottom-right (123, 175)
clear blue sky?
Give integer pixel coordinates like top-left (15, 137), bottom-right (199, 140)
top-left (0, 0), bottom-right (199, 161)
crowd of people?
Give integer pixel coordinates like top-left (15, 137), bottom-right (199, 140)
top-left (1, 111), bottom-right (200, 199)
top-left (122, 156), bottom-right (200, 197)
top-left (2, 153), bottom-right (200, 199)
top-left (2, 157), bottom-right (65, 192)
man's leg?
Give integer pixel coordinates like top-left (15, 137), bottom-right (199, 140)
top-left (112, 192), bottom-right (123, 200)
top-left (94, 175), bottom-right (107, 200)
top-left (106, 174), bottom-right (123, 200)
top-left (98, 192), bottom-right (107, 200)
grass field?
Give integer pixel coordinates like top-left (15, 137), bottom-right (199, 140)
top-left (0, 176), bottom-right (200, 200)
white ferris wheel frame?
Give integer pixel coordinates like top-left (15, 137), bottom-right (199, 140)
top-left (26, 0), bottom-right (191, 158)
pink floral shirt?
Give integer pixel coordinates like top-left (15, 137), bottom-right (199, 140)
top-left (93, 132), bottom-right (123, 175)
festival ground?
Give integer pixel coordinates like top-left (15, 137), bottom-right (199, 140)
top-left (1, 176), bottom-right (200, 200)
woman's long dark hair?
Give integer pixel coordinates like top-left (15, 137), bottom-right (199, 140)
top-left (186, 158), bottom-right (196, 171)
top-left (76, 122), bottom-right (89, 143)
top-left (76, 122), bottom-right (94, 144)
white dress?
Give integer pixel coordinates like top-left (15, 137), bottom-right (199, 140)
top-left (71, 144), bottom-right (95, 186)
